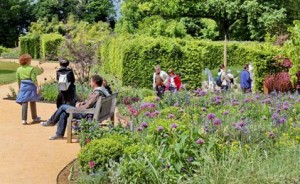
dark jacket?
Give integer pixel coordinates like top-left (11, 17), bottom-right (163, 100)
top-left (56, 67), bottom-right (76, 108)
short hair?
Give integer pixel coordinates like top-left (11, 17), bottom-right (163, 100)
top-left (59, 59), bottom-right (69, 67)
top-left (155, 65), bottom-right (161, 69)
top-left (91, 75), bottom-right (103, 86)
top-left (168, 68), bottom-right (175, 74)
top-left (19, 54), bottom-right (32, 66)
top-left (244, 64), bottom-right (249, 70)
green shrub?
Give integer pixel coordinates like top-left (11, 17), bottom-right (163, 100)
top-left (101, 36), bottom-right (280, 90)
top-left (0, 48), bottom-right (20, 59)
top-left (0, 46), bottom-right (8, 55)
top-left (40, 82), bottom-right (59, 102)
top-left (78, 138), bottom-right (125, 172)
top-left (40, 33), bottom-right (63, 61)
top-left (19, 34), bottom-right (40, 59)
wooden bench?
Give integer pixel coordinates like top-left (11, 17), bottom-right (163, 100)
top-left (66, 93), bottom-right (118, 143)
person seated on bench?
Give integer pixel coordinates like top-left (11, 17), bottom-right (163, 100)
top-left (40, 75), bottom-right (109, 140)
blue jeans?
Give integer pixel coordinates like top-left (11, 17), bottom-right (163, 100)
top-left (48, 104), bottom-right (83, 136)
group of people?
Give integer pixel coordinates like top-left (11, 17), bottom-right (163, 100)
top-left (216, 64), bottom-right (253, 93)
top-left (153, 65), bottom-right (182, 98)
top-left (16, 54), bottom-right (112, 140)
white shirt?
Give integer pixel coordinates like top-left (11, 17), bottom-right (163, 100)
top-left (153, 70), bottom-right (169, 88)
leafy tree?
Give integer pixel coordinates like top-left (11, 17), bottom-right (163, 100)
top-left (117, 0), bottom-right (286, 41)
top-left (0, 0), bottom-right (34, 47)
top-left (33, 0), bottom-right (79, 21)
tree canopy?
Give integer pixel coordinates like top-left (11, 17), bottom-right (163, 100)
top-left (117, 0), bottom-right (287, 41)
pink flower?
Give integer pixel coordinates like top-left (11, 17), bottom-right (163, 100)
top-left (196, 138), bottom-right (205, 145)
top-left (89, 161), bottom-right (95, 168)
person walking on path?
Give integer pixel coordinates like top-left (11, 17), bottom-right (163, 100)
top-left (240, 64), bottom-right (252, 93)
top-left (56, 59), bottom-right (76, 108)
top-left (16, 54), bottom-right (40, 125)
top-left (218, 64), bottom-right (230, 92)
top-left (153, 65), bottom-right (168, 89)
top-left (167, 68), bottom-right (182, 92)
top-left (40, 75), bottom-right (109, 140)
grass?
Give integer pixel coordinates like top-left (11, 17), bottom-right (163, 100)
top-left (0, 61), bottom-right (43, 85)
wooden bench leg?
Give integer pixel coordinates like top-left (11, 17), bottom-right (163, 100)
top-left (110, 113), bottom-right (115, 127)
top-left (67, 114), bottom-right (73, 143)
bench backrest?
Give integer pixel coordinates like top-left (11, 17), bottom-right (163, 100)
top-left (93, 93), bottom-right (118, 122)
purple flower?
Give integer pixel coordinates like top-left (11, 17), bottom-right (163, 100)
top-left (155, 97), bottom-right (160, 101)
top-left (243, 98), bottom-right (249, 103)
top-left (279, 118), bottom-right (287, 124)
top-left (145, 111), bottom-right (151, 116)
top-left (216, 99), bottom-right (222, 104)
top-left (89, 161), bottom-right (95, 168)
top-left (141, 122), bottom-right (148, 128)
top-left (196, 138), bottom-right (205, 145)
top-left (283, 105), bottom-right (289, 110)
top-left (202, 107), bottom-right (207, 112)
top-left (136, 126), bottom-right (143, 131)
top-left (223, 111), bottom-right (229, 115)
top-left (171, 123), bottom-right (178, 129)
top-left (207, 113), bottom-right (216, 120)
top-left (255, 95), bottom-right (261, 99)
top-left (149, 103), bottom-right (156, 109)
top-left (174, 102), bottom-right (179, 107)
top-left (213, 119), bottom-right (222, 126)
top-left (157, 126), bottom-right (164, 132)
top-left (272, 113), bottom-right (279, 120)
top-left (168, 114), bottom-right (175, 119)
top-left (199, 90), bottom-right (207, 96)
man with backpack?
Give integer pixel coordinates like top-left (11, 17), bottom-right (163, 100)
top-left (56, 59), bottom-right (76, 108)
top-left (40, 75), bottom-right (109, 140)
top-left (216, 64), bottom-right (230, 91)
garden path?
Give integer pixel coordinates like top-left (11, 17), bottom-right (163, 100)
top-left (0, 59), bottom-right (80, 184)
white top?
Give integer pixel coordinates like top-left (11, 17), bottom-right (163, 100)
top-left (218, 69), bottom-right (230, 86)
top-left (153, 70), bottom-right (169, 88)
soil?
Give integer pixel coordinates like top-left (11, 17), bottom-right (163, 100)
top-left (57, 159), bottom-right (80, 184)
top-left (0, 59), bottom-right (80, 184)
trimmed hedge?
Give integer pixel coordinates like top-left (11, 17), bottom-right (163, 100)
top-left (101, 35), bottom-right (281, 91)
top-left (101, 36), bottom-right (205, 89)
top-left (19, 34), bottom-right (40, 59)
top-left (40, 33), bottom-right (64, 61)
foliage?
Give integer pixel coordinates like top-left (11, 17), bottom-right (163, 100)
top-left (33, 0), bottom-right (115, 25)
top-left (77, 91), bottom-right (300, 183)
top-left (40, 33), bottom-right (64, 61)
top-left (78, 137), bottom-right (126, 173)
top-left (0, 46), bottom-right (8, 55)
top-left (0, 0), bottom-right (35, 47)
top-left (59, 35), bottom-right (97, 83)
top-left (39, 81), bottom-right (59, 102)
top-left (284, 21), bottom-right (300, 86)
top-left (117, 0), bottom-right (287, 41)
top-left (102, 35), bottom-right (280, 90)
top-left (1, 48), bottom-right (22, 59)
top-left (19, 34), bottom-right (40, 59)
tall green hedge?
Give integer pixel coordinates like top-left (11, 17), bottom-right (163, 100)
top-left (19, 34), bottom-right (40, 59)
top-left (101, 36), bottom-right (205, 89)
top-left (40, 33), bottom-right (63, 61)
top-left (101, 36), bottom-right (281, 90)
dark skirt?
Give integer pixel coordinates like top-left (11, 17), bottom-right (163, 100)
top-left (16, 80), bottom-right (40, 104)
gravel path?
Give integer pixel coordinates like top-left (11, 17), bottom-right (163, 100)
top-left (0, 59), bottom-right (80, 184)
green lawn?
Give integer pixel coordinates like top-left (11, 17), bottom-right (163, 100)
top-left (0, 61), bottom-right (43, 85)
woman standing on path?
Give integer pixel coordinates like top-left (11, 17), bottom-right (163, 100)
top-left (16, 54), bottom-right (40, 125)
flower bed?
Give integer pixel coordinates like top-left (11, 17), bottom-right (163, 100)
top-left (76, 90), bottom-right (300, 183)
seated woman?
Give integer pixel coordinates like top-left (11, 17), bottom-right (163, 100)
top-left (167, 68), bottom-right (182, 92)
top-left (40, 75), bottom-right (109, 140)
